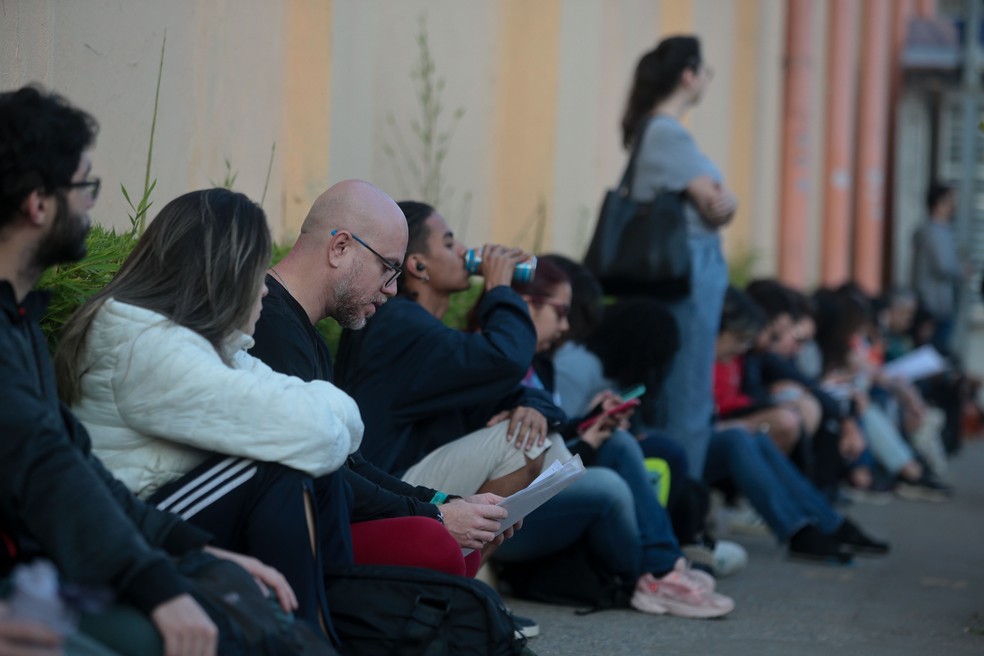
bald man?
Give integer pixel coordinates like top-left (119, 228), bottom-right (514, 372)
top-left (249, 180), bottom-right (515, 576)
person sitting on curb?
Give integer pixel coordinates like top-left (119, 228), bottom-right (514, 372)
top-left (1, 85), bottom-right (298, 656)
top-left (334, 201), bottom-right (572, 499)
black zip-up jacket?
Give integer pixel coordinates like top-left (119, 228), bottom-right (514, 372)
top-left (249, 276), bottom-right (444, 523)
top-left (334, 287), bottom-right (566, 477)
top-left (0, 281), bottom-right (210, 614)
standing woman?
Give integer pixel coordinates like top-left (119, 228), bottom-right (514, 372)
top-left (622, 35), bottom-right (737, 478)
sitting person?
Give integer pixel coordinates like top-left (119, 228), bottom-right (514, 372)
top-left (710, 288), bottom-right (889, 562)
top-left (334, 201), bottom-right (571, 498)
top-left (248, 181), bottom-right (517, 579)
top-left (814, 285), bottom-right (951, 501)
top-left (463, 255), bottom-right (733, 595)
top-left (1, 85), bottom-right (299, 656)
top-left (54, 188), bottom-right (358, 640)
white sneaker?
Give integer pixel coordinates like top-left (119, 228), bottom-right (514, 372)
top-left (713, 540), bottom-right (748, 578)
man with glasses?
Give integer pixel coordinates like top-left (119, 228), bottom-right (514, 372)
top-left (0, 85), bottom-right (309, 656)
top-left (250, 181), bottom-right (517, 575)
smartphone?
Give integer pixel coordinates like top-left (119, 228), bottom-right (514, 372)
top-left (619, 384), bottom-right (647, 402)
top-left (578, 398), bottom-right (641, 433)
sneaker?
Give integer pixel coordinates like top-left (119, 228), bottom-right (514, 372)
top-left (719, 505), bottom-right (771, 536)
top-left (630, 573), bottom-right (734, 619)
top-left (840, 486), bottom-right (894, 506)
top-left (788, 524), bottom-right (853, 564)
top-left (895, 471), bottom-right (952, 503)
top-left (512, 614), bottom-right (539, 639)
top-left (680, 544), bottom-right (716, 573)
top-left (669, 557), bottom-right (715, 592)
top-left (833, 519), bottom-right (889, 556)
top-left (713, 540), bottom-right (748, 577)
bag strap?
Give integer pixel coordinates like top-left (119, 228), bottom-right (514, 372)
top-left (617, 115), bottom-right (658, 197)
top-left (401, 594), bottom-right (450, 656)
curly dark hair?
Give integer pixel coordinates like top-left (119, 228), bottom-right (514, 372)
top-left (585, 298), bottom-right (680, 389)
top-left (0, 85), bottom-right (98, 229)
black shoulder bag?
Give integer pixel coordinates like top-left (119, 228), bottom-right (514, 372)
top-left (584, 119), bottom-right (691, 299)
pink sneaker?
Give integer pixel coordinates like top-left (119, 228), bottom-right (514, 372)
top-left (630, 573), bottom-right (735, 619)
top-left (669, 558), bottom-right (716, 592)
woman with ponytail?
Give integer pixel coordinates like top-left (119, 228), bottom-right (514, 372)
top-left (621, 35), bottom-right (737, 481)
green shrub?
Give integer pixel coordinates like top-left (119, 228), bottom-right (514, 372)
top-left (39, 225), bottom-right (138, 351)
top-left (42, 236), bottom-right (488, 358)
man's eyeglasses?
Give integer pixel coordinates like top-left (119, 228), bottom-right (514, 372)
top-left (64, 178), bottom-right (101, 201)
top-left (331, 229), bottom-right (402, 286)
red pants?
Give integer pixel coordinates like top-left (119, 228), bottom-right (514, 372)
top-left (350, 516), bottom-right (481, 578)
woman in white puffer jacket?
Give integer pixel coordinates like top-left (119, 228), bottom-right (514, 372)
top-left (54, 188), bottom-right (363, 634)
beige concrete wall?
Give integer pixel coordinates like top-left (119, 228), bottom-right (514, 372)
top-left (0, 0), bottom-right (329, 244)
top-left (1, 0), bottom-right (795, 269)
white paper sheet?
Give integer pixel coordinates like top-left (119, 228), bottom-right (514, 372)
top-left (882, 345), bottom-right (948, 382)
top-left (461, 455), bottom-right (587, 556)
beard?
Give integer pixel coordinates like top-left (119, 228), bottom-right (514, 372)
top-left (32, 193), bottom-right (90, 269)
top-left (334, 266), bottom-right (387, 330)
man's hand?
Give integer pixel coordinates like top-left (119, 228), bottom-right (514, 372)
top-left (0, 604), bottom-right (62, 656)
top-left (440, 496), bottom-right (508, 551)
top-left (479, 244), bottom-right (530, 291)
top-left (203, 546), bottom-right (298, 614)
top-left (150, 594), bottom-right (218, 656)
top-left (487, 407), bottom-right (548, 452)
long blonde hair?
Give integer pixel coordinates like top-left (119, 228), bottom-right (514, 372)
top-left (55, 188), bottom-right (271, 403)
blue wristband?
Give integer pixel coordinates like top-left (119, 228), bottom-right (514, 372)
top-left (430, 491), bottom-right (448, 505)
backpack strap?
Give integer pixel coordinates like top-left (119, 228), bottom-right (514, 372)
top-left (401, 594), bottom-right (450, 656)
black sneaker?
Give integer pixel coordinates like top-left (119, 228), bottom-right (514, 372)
top-left (788, 524), bottom-right (853, 564)
top-left (833, 519), bottom-right (890, 556)
top-left (895, 471), bottom-right (953, 503)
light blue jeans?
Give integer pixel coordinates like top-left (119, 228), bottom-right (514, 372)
top-left (703, 428), bottom-right (843, 542)
top-left (655, 233), bottom-right (729, 478)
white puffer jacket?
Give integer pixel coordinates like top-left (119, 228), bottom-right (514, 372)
top-left (73, 299), bottom-right (363, 499)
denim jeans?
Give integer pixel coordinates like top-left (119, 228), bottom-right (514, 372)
top-left (492, 467), bottom-right (641, 582)
top-left (654, 233), bottom-right (729, 478)
top-left (595, 430), bottom-right (683, 576)
top-left (703, 428), bottom-right (843, 542)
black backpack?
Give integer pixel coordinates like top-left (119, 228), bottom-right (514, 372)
top-left (181, 552), bottom-right (337, 655)
top-left (497, 542), bottom-right (633, 613)
top-left (325, 564), bottom-right (526, 656)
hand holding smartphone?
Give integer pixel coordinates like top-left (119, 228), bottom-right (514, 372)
top-left (577, 385), bottom-right (645, 433)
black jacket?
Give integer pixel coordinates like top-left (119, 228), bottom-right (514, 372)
top-left (249, 276), bottom-right (443, 522)
top-left (334, 287), bottom-right (566, 477)
top-left (0, 282), bottom-right (210, 614)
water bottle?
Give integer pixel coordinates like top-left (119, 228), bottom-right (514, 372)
top-left (464, 248), bottom-right (537, 283)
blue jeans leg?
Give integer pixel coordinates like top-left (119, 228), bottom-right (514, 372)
top-left (750, 432), bottom-right (843, 534)
top-left (655, 234), bottom-right (728, 478)
top-left (492, 467), bottom-right (641, 582)
top-left (703, 428), bottom-right (811, 542)
top-left (595, 430), bottom-right (682, 575)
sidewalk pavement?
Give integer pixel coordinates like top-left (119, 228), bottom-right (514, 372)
top-left (506, 440), bottom-right (984, 656)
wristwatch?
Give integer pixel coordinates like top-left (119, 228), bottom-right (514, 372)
top-left (435, 508), bottom-right (445, 525)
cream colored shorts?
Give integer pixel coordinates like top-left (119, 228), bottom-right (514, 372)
top-left (401, 421), bottom-right (572, 496)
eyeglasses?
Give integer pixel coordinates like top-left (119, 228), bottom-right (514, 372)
top-left (532, 297), bottom-right (570, 320)
top-left (64, 178), bottom-right (101, 201)
top-left (331, 229), bottom-right (402, 287)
